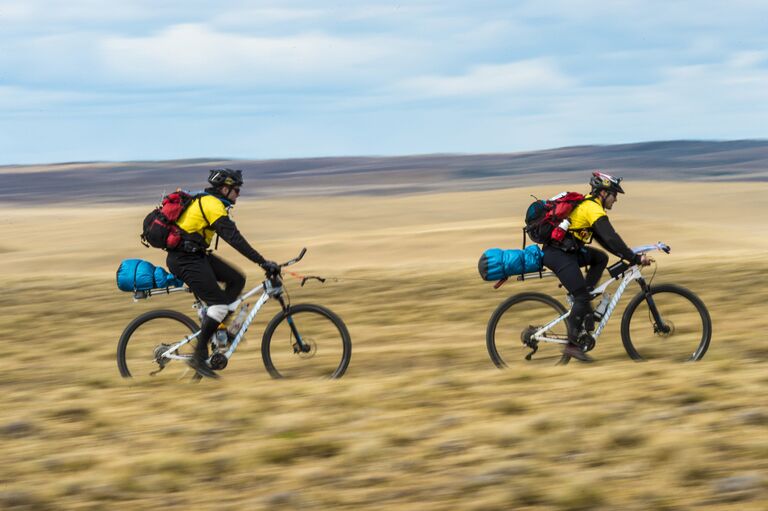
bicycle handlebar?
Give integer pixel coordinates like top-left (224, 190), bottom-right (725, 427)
top-left (632, 242), bottom-right (671, 255)
top-left (279, 247), bottom-right (307, 269)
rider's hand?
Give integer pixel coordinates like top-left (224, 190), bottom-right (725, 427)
top-left (639, 255), bottom-right (654, 266)
top-left (261, 260), bottom-right (280, 276)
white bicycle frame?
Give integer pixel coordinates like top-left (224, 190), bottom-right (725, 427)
top-left (150, 279), bottom-right (282, 363)
top-left (529, 242), bottom-right (670, 345)
top-left (139, 248), bottom-right (308, 364)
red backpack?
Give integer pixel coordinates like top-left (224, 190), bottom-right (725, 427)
top-left (523, 191), bottom-right (587, 247)
top-left (141, 190), bottom-right (207, 250)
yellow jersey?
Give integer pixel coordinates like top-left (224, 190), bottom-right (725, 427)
top-left (175, 194), bottom-right (229, 246)
top-left (568, 195), bottom-right (605, 243)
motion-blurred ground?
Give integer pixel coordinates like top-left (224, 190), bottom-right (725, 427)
top-left (1, 181), bottom-right (766, 510)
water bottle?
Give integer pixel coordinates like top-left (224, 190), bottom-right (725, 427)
top-left (228, 304), bottom-right (249, 336)
top-left (212, 327), bottom-right (229, 351)
top-left (551, 218), bottom-right (570, 242)
top-left (593, 292), bottom-right (611, 320)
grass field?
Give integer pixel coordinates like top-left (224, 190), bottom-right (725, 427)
top-left (1, 182), bottom-right (767, 510)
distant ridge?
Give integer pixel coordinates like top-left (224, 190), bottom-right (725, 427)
top-left (2, 140), bottom-right (767, 203)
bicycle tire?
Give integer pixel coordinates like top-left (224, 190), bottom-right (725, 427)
top-left (261, 303), bottom-right (351, 379)
top-left (620, 283), bottom-right (712, 361)
top-left (486, 292), bottom-right (570, 368)
top-left (117, 309), bottom-right (199, 379)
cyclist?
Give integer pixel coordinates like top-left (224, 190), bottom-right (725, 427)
top-left (542, 171), bottom-right (652, 362)
top-left (167, 168), bottom-right (279, 378)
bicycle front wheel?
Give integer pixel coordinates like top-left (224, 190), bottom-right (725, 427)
top-left (621, 284), bottom-right (712, 361)
top-left (486, 292), bottom-right (571, 368)
top-left (117, 309), bottom-right (200, 381)
top-left (262, 303), bottom-right (351, 379)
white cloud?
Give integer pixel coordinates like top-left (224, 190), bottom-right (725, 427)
top-left (0, 0), bottom-right (169, 24)
top-left (1, 0), bottom-right (768, 164)
top-left (211, 7), bottom-right (325, 27)
top-left (0, 85), bottom-right (81, 110)
top-left (98, 23), bottom-right (414, 87)
top-left (728, 51), bottom-right (768, 68)
top-left (396, 59), bottom-right (575, 98)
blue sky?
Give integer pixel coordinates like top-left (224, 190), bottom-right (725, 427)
top-left (1, 0), bottom-right (767, 164)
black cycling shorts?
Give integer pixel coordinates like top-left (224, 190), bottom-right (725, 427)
top-left (166, 251), bottom-right (245, 306)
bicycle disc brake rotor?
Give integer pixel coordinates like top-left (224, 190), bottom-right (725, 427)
top-left (293, 337), bottom-right (317, 359)
top-left (655, 319), bottom-right (675, 337)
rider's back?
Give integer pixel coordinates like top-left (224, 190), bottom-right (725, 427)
top-left (176, 194), bottom-right (229, 246)
top-left (567, 194), bottom-right (605, 244)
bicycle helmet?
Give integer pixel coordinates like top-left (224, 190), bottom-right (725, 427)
top-left (590, 171), bottom-right (624, 194)
top-left (208, 168), bottom-right (244, 188)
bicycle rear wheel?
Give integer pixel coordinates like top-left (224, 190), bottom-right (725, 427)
top-left (621, 284), bottom-right (711, 361)
top-left (117, 310), bottom-right (200, 381)
top-left (486, 292), bottom-right (571, 368)
top-left (261, 303), bottom-right (351, 379)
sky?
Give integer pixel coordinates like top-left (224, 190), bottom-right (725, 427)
top-left (1, 0), bottom-right (767, 165)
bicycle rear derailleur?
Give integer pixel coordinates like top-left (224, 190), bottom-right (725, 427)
top-left (150, 344), bottom-right (171, 376)
top-left (521, 326), bottom-right (540, 360)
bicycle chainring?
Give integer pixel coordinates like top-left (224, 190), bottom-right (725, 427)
top-left (576, 332), bottom-right (596, 352)
top-left (209, 353), bottom-right (229, 370)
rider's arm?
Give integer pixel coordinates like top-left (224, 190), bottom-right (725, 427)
top-left (591, 216), bottom-right (641, 264)
top-left (211, 216), bottom-right (268, 266)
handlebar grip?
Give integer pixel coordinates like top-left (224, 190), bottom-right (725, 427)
top-left (279, 247), bottom-right (308, 268)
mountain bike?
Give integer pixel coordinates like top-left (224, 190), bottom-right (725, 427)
top-left (486, 243), bottom-right (712, 366)
top-left (117, 248), bottom-right (352, 380)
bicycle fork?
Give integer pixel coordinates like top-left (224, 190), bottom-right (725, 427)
top-left (637, 278), bottom-right (672, 335)
top-left (277, 296), bottom-right (311, 353)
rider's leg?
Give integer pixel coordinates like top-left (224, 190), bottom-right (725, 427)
top-left (208, 254), bottom-right (246, 304)
top-left (581, 247), bottom-right (608, 290)
top-left (190, 305), bottom-right (229, 379)
top-left (544, 247), bottom-right (597, 362)
top-left (543, 247), bottom-right (593, 338)
top-left (167, 251), bottom-right (233, 377)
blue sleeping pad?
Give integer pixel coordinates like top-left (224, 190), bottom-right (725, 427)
top-left (478, 245), bottom-right (543, 281)
top-left (116, 259), bottom-right (184, 292)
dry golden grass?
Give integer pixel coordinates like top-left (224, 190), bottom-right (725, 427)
top-left (1, 181), bottom-right (767, 510)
